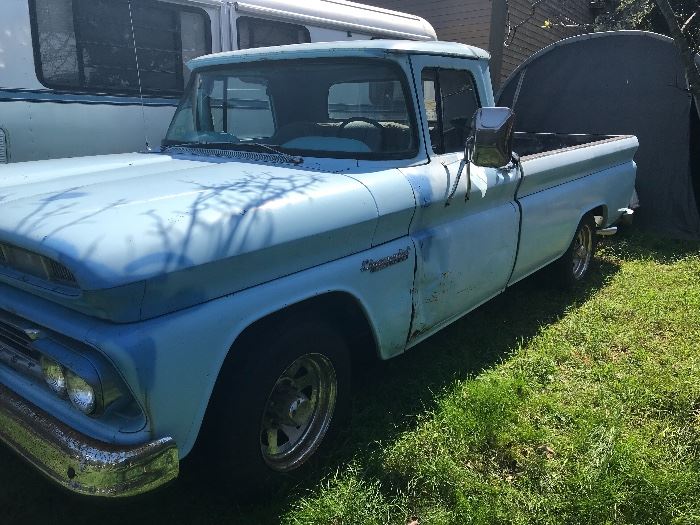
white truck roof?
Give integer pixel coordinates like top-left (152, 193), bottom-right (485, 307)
top-left (191, 39), bottom-right (490, 69)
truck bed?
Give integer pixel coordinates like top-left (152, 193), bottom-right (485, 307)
top-left (508, 132), bottom-right (638, 284)
top-left (514, 133), bottom-right (637, 200)
top-left (513, 132), bottom-right (626, 159)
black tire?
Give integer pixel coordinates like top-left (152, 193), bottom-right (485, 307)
top-left (200, 317), bottom-right (351, 496)
top-left (553, 214), bottom-right (597, 288)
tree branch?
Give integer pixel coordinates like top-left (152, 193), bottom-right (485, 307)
top-left (652, 0), bottom-right (700, 105)
top-left (681, 8), bottom-right (699, 34)
top-left (504, 0), bottom-right (547, 47)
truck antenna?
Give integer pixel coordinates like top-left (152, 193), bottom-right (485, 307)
top-left (127, 0), bottom-right (151, 152)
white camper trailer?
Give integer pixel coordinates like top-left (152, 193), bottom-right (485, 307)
top-left (0, 0), bottom-right (436, 163)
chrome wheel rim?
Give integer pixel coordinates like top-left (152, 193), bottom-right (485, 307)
top-left (260, 353), bottom-right (337, 472)
top-left (572, 224), bottom-right (593, 280)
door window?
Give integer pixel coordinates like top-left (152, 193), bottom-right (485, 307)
top-left (421, 68), bottom-right (480, 154)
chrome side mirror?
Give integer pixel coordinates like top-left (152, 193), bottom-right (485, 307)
top-left (468, 107), bottom-right (515, 168)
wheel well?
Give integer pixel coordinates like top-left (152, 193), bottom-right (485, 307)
top-left (231, 292), bottom-right (379, 371)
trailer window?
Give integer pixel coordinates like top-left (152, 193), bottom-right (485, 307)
top-left (29, 0), bottom-right (210, 96)
top-left (237, 17), bottom-right (310, 50)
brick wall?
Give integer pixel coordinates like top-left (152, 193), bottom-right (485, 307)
top-left (361, 0), bottom-right (493, 51)
top-left (358, 0), bottom-right (594, 88)
top-left (499, 0), bottom-right (594, 85)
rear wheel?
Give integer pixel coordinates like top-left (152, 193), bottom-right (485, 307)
top-left (202, 318), bottom-right (351, 495)
top-left (553, 215), bottom-right (597, 287)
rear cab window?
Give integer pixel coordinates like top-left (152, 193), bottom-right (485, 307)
top-left (199, 76), bottom-right (276, 139)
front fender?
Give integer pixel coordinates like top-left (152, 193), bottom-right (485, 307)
top-left (0, 238), bottom-right (415, 458)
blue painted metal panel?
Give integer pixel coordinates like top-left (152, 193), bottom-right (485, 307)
top-left (0, 237), bottom-right (416, 457)
top-left (402, 157), bottom-right (520, 340)
top-left (517, 136), bottom-right (639, 199)
top-left (0, 153), bottom-right (385, 321)
top-left (511, 153), bottom-right (637, 284)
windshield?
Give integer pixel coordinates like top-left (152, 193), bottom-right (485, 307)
top-left (164, 58), bottom-right (418, 160)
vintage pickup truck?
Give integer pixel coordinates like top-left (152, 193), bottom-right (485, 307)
top-left (0, 40), bottom-right (637, 497)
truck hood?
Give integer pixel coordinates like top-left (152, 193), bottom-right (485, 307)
top-left (0, 153), bottom-right (380, 318)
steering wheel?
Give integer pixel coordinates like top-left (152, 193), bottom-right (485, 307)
top-left (338, 117), bottom-right (384, 130)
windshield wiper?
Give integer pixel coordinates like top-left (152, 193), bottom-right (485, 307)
top-left (162, 141), bottom-right (304, 165)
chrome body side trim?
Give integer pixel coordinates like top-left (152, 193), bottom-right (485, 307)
top-left (0, 127), bottom-right (7, 163)
top-left (619, 207), bottom-right (635, 226)
top-left (596, 226), bottom-right (618, 236)
top-left (0, 384), bottom-right (178, 497)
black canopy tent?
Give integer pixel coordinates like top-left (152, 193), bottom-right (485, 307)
top-left (497, 31), bottom-right (700, 240)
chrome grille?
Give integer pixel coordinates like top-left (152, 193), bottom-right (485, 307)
top-left (47, 258), bottom-right (77, 284)
top-left (0, 314), bottom-right (43, 381)
top-left (0, 320), bottom-right (40, 362)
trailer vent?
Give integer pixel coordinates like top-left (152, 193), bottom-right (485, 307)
top-left (0, 128), bottom-right (7, 163)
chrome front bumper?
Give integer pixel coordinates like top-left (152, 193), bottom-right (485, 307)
top-left (0, 383), bottom-right (179, 497)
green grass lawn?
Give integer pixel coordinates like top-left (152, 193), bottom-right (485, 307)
top-left (2, 231), bottom-right (699, 524)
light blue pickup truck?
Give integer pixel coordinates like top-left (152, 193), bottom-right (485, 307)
top-left (0, 40), bottom-right (637, 497)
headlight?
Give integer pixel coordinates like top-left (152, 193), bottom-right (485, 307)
top-left (66, 370), bottom-right (96, 415)
top-left (40, 356), bottom-right (67, 397)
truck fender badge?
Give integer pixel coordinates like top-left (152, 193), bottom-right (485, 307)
top-left (361, 247), bottom-right (411, 273)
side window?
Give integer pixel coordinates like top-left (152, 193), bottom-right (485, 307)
top-left (421, 68), bottom-right (480, 154)
top-left (30, 0), bottom-right (210, 95)
top-left (237, 17), bottom-right (310, 50)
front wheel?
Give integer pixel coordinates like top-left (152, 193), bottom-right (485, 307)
top-left (259, 352), bottom-right (338, 472)
top-left (553, 215), bottom-right (597, 287)
top-left (201, 318), bottom-right (351, 494)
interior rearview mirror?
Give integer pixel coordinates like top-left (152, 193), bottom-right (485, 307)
top-left (469, 107), bottom-right (515, 168)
